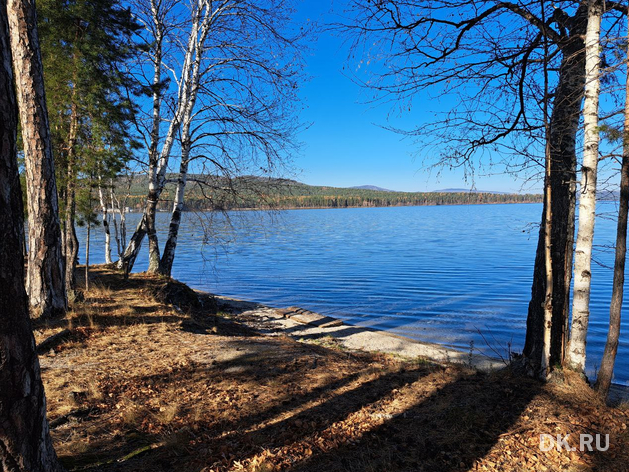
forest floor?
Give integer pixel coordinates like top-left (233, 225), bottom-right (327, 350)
top-left (34, 266), bottom-right (629, 472)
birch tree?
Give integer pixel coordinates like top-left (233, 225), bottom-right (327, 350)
top-left (117, 0), bottom-right (185, 273)
top-left (0, 1), bottom-right (63, 468)
top-left (7, 0), bottom-right (66, 318)
top-left (156, 1), bottom-right (303, 276)
top-left (344, 0), bottom-right (595, 375)
top-left (97, 176), bottom-right (113, 264)
top-left (539, 0), bottom-right (553, 379)
top-left (110, 175), bottom-right (131, 258)
top-left (567, 0), bottom-right (604, 374)
top-left (120, 0), bottom-right (304, 275)
top-left (595, 14), bottom-right (629, 398)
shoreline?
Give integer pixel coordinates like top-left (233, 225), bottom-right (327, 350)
top-left (212, 294), bottom-right (508, 373)
top-left (208, 291), bottom-right (629, 402)
top-left (176, 200), bottom-right (543, 213)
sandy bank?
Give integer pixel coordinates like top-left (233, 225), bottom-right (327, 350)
top-left (214, 296), bottom-right (506, 372)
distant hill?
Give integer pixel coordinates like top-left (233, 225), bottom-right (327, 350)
top-left (350, 185), bottom-right (395, 192)
top-left (113, 174), bottom-right (543, 211)
top-left (433, 188), bottom-right (510, 195)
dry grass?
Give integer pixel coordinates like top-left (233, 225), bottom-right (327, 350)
top-left (36, 266), bottom-right (629, 472)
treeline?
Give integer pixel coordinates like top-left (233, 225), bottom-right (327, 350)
top-left (255, 187), bottom-right (542, 209)
top-left (115, 175), bottom-right (542, 211)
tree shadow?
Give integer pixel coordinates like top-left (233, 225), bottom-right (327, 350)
top-left (58, 344), bottom-right (544, 472)
top-left (49, 267), bottom-right (543, 471)
top-left (286, 370), bottom-right (542, 472)
top-left (54, 340), bottom-right (389, 470)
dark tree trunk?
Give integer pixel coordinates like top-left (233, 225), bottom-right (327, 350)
top-left (0, 3), bottom-right (63, 469)
top-left (595, 148), bottom-right (628, 398)
top-left (63, 172), bottom-right (78, 297)
top-left (7, 0), bottom-right (66, 318)
top-left (85, 221), bottom-right (90, 292)
top-left (524, 5), bottom-right (586, 374)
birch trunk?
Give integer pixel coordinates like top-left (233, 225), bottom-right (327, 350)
top-left (595, 15), bottom-right (629, 398)
top-left (146, 0), bottom-right (207, 273)
top-left (159, 145), bottom-right (190, 276)
top-left (524, 4), bottom-right (586, 372)
top-left (121, 0), bottom-right (213, 274)
top-left (109, 181), bottom-right (124, 258)
top-left (567, 0), bottom-right (603, 374)
top-left (118, 215), bottom-right (147, 275)
top-left (97, 180), bottom-right (112, 264)
top-left (7, 0), bottom-right (67, 318)
top-left (118, 0), bottom-right (167, 272)
top-left (541, 168), bottom-right (553, 379)
top-left (0, 4), bottom-right (63, 468)
top-left (540, 4), bottom-right (553, 380)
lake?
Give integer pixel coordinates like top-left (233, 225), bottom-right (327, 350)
top-left (78, 203), bottom-right (629, 385)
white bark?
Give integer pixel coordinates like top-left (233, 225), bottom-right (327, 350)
top-left (109, 180), bottom-right (125, 258)
top-left (540, 3), bottom-right (553, 380)
top-left (122, 0), bottom-right (223, 273)
top-left (159, 151), bottom-right (190, 275)
top-left (568, 0), bottom-right (602, 373)
top-left (97, 178), bottom-right (112, 264)
top-left (541, 140), bottom-right (553, 379)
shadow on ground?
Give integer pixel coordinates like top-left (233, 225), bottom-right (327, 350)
top-left (45, 267), bottom-right (629, 472)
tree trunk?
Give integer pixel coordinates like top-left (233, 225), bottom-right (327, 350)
top-left (538, 5), bottom-right (554, 379)
top-left (523, 5), bottom-right (587, 373)
top-left (118, 14), bottom-right (164, 274)
top-left (97, 181), bottom-right (112, 264)
top-left (117, 214), bottom-right (147, 275)
top-left (109, 181), bottom-right (125, 258)
top-left (63, 184), bottom-right (78, 296)
top-left (7, 0), bottom-right (66, 319)
top-left (121, 0), bottom-right (207, 274)
top-left (0, 4), bottom-right (63, 468)
top-left (63, 99), bottom-right (79, 297)
top-left (146, 189), bottom-right (161, 272)
top-left (595, 14), bottom-right (629, 399)
top-left (146, 22), bottom-right (164, 274)
top-left (159, 150), bottom-right (190, 276)
top-left (540, 149), bottom-right (553, 379)
top-left (567, 0), bottom-right (603, 374)
top-left (85, 221), bottom-right (90, 292)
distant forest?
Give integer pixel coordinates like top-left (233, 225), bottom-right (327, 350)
top-left (115, 175), bottom-right (543, 211)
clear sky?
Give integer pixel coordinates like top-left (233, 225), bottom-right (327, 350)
top-left (292, 1), bottom-right (539, 194)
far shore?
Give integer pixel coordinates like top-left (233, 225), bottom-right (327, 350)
top-left (149, 199), bottom-right (544, 213)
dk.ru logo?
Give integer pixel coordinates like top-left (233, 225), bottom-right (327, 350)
top-left (539, 434), bottom-right (609, 452)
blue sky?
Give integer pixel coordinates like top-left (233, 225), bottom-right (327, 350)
top-left (292, 1), bottom-right (539, 193)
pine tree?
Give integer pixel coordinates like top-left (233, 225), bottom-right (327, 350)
top-left (38, 0), bottom-right (139, 293)
top-left (0, 0), bottom-right (63, 468)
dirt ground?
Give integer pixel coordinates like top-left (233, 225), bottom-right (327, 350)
top-left (33, 267), bottom-right (629, 472)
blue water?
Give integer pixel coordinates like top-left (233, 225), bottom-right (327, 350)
top-left (78, 203), bottom-right (629, 385)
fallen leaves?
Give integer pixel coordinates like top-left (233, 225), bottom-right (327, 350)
top-left (38, 267), bottom-right (629, 472)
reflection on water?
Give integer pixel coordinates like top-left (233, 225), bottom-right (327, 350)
top-left (78, 203), bottom-right (629, 385)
